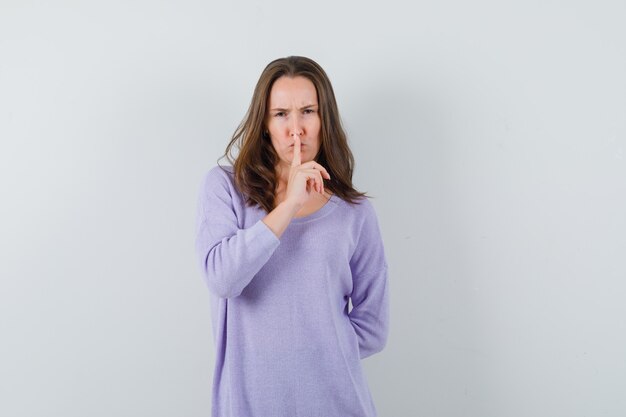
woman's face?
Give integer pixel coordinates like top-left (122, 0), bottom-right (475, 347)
top-left (266, 75), bottom-right (321, 167)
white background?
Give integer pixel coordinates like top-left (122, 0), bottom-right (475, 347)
top-left (1, 1), bottom-right (625, 416)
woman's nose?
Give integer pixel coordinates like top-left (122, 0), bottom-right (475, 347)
top-left (289, 115), bottom-right (303, 137)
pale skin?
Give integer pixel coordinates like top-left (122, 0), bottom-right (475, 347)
top-left (261, 76), bottom-right (332, 239)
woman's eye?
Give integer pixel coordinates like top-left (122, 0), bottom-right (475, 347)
top-left (274, 112), bottom-right (285, 117)
top-left (304, 109), bottom-right (315, 114)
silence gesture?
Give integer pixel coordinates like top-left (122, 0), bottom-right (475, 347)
top-left (284, 133), bottom-right (331, 209)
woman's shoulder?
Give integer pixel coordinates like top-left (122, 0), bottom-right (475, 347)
top-left (335, 193), bottom-right (374, 209)
top-left (202, 164), bottom-right (235, 188)
top-left (198, 165), bottom-right (243, 204)
top-left (334, 193), bottom-right (379, 221)
top-left (198, 164), bottom-right (250, 213)
top-left (206, 164), bottom-right (234, 178)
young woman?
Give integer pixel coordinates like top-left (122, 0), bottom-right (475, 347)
top-left (195, 56), bottom-right (390, 417)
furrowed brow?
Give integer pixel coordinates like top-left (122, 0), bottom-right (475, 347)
top-left (270, 104), bottom-right (318, 111)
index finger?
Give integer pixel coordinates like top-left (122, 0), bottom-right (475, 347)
top-left (291, 133), bottom-right (301, 167)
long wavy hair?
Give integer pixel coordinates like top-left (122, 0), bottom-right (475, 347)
top-left (218, 55), bottom-right (368, 213)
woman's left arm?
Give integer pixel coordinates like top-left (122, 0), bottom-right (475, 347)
top-left (348, 199), bottom-right (390, 360)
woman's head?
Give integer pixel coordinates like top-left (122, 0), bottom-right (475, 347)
top-left (220, 56), bottom-right (367, 212)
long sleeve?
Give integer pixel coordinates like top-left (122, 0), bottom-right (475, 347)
top-left (348, 199), bottom-right (390, 359)
top-left (195, 166), bottom-right (281, 299)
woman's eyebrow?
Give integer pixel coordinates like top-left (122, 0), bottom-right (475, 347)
top-left (270, 104), bottom-right (318, 111)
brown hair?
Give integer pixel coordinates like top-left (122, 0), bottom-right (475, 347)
top-left (217, 55), bottom-right (368, 213)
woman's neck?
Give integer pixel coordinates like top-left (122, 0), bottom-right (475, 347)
top-left (274, 162), bottom-right (290, 192)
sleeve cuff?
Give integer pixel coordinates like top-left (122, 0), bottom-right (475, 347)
top-left (250, 218), bottom-right (281, 249)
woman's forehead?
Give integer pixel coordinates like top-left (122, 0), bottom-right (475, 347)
top-left (268, 76), bottom-right (318, 107)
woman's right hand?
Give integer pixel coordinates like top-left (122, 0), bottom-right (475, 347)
top-left (284, 133), bottom-right (331, 209)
